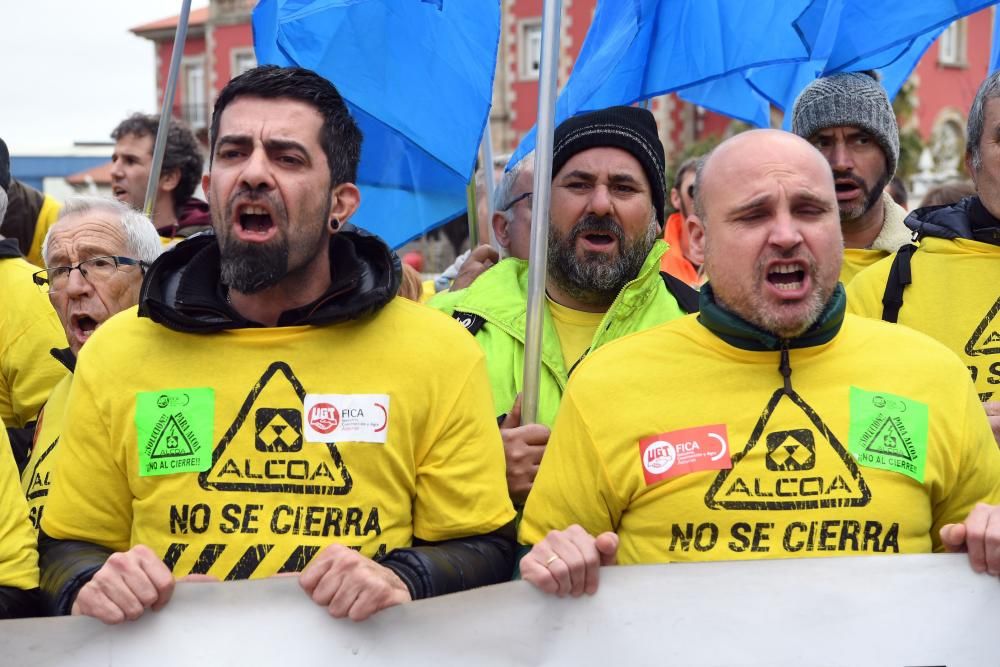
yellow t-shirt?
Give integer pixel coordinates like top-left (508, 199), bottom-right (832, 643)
top-left (847, 237), bottom-right (1000, 401)
top-left (21, 372), bottom-right (72, 532)
top-left (840, 247), bottom-right (889, 285)
top-left (547, 297), bottom-right (605, 372)
top-left (520, 314), bottom-right (1000, 564)
top-left (25, 196), bottom-right (61, 268)
top-left (0, 428), bottom-right (40, 589)
top-left (0, 255), bottom-right (68, 428)
top-left (43, 299), bottom-right (515, 579)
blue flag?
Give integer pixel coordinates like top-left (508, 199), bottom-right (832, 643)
top-left (686, 0), bottom-right (996, 130)
top-left (510, 0), bottom-right (815, 165)
top-left (993, 8), bottom-right (1000, 73)
top-left (253, 0), bottom-right (501, 248)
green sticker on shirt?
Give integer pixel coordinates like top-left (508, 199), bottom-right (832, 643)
top-left (848, 387), bottom-right (928, 483)
top-left (135, 388), bottom-right (214, 477)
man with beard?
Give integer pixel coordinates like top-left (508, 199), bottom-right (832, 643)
top-left (791, 72), bottom-right (911, 283)
top-left (518, 130), bottom-right (1000, 594)
top-left (38, 66), bottom-right (516, 623)
top-left (431, 106), bottom-right (698, 507)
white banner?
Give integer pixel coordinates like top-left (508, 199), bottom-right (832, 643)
top-left (2, 553), bottom-right (998, 666)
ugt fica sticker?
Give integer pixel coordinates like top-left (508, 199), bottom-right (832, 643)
top-left (303, 394), bottom-right (389, 443)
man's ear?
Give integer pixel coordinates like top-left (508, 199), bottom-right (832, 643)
top-left (686, 215), bottom-right (706, 266)
top-left (492, 212), bottom-right (511, 251)
top-left (201, 173), bottom-right (211, 201)
top-left (669, 187), bottom-right (682, 212)
top-left (329, 182), bottom-right (361, 225)
top-left (966, 152), bottom-right (978, 188)
top-left (159, 167), bottom-right (181, 193)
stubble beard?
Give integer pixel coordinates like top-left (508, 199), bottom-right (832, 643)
top-left (837, 171), bottom-right (889, 224)
top-left (547, 213), bottom-right (659, 308)
top-left (708, 246), bottom-right (839, 340)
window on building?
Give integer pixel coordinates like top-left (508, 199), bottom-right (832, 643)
top-left (939, 19), bottom-right (967, 67)
top-left (519, 20), bottom-right (543, 80)
top-left (232, 50), bottom-right (257, 78)
top-left (182, 59), bottom-right (207, 129)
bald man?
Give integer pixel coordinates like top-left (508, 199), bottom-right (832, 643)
top-left (518, 129), bottom-right (1000, 597)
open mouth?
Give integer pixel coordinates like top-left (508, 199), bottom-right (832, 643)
top-left (111, 186), bottom-right (128, 200)
top-left (834, 179), bottom-right (862, 200)
top-left (583, 232), bottom-right (615, 246)
top-left (234, 203), bottom-right (276, 240)
top-left (767, 263), bottom-right (807, 292)
top-left (71, 314), bottom-right (99, 342)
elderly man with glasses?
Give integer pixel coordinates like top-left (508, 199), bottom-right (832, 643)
top-left (431, 107), bottom-right (699, 509)
top-left (21, 196), bottom-right (161, 534)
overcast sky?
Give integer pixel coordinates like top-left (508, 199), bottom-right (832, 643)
top-left (1, 0), bottom-right (209, 154)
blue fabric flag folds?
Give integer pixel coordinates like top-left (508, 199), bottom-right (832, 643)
top-left (253, 0), bottom-right (501, 248)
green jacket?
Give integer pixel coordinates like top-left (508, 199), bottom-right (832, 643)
top-left (429, 240), bottom-right (697, 427)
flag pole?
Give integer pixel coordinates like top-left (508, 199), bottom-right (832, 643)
top-left (143, 0), bottom-right (193, 221)
top-left (521, 0), bottom-right (562, 424)
top-left (480, 121), bottom-right (500, 249)
top-left (466, 179), bottom-right (480, 247)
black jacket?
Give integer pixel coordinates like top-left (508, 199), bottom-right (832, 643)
top-left (877, 196), bottom-right (1000, 323)
top-left (905, 195), bottom-right (1000, 245)
top-left (41, 230), bottom-right (517, 613)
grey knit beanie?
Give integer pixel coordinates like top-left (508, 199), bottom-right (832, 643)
top-left (791, 72), bottom-right (899, 178)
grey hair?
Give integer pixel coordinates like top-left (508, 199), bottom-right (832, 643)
top-left (967, 71), bottom-right (1000, 172)
top-left (43, 196), bottom-right (163, 266)
top-left (0, 188), bottom-right (7, 225)
top-left (494, 152), bottom-right (535, 220)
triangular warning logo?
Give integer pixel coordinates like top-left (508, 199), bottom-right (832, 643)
top-left (25, 438), bottom-right (57, 501)
top-left (199, 362), bottom-right (353, 495)
top-left (864, 417), bottom-right (913, 461)
top-left (706, 389), bottom-right (871, 510)
top-left (150, 415), bottom-right (195, 458)
top-left (965, 297), bottom-right (1000, 357)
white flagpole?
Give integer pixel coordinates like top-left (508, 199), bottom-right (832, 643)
top-left (521, 0), bottom-right (562, 424)
top-left (143, 0), bottom-right (193, 221)
top-left (480, 121), bottom-right (499, 249)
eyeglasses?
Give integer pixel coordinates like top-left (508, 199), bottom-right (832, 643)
top-left (32, 256), bottom-right (148, 293)
top-left (499, 191), bottom-right (532, 212)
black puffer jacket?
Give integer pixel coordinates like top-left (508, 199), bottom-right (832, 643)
top-left (905, 195), bottom-right (1000, 245)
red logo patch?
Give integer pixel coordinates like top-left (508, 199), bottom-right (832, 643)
top-left (308, 403), bottom-right (340, 434)
top-left (638, 424), bottom-right (731, 485)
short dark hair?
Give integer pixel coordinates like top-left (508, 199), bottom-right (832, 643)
top-left (210, 65), bottom-right (362, 186)
top-left (111, 113), bottom-right (203, 210)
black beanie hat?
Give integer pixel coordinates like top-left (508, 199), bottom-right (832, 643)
top-left (0, 139), bottom-right (9, 192)
top-left (551, 105), bottom-right (666, 225)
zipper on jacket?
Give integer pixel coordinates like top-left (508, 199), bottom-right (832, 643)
top-left (778, 340), bottom-right (793, 396)
top-left (568, 316), bottom-right (617, 378)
